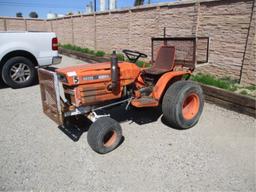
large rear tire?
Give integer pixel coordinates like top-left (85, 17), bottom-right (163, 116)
top-left (87, 117), bottom-right (122, 154)
top-left (2, 56), bottom-right (37, 88)
top-left (162, 80), bottom-right (204, 129)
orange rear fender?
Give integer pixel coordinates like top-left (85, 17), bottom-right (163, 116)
top-left (152, 71), bottom-right (191, 100)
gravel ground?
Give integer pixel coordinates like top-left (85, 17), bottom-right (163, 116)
top-left (0, 55), bottom-right (255, 192)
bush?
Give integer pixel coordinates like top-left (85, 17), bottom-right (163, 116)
top-left (136, 60), bottom-right (145, 67)
top-left (191, 73), bottom-right (237, 91)
top-left (135, 60), bottom-right (151, 68)
top-left (82, 48), bottom-right (89, 53)
top-left (117, 53), bottom-right (125, 61)
top-left (95, 51), bottom-right (105, 57)
top-left (74, 46), bottom-right (82, 52)
top-left (239, 90), bottom-right (248, 96)
top-left (219, 76), bottom-right (239, 84)
top-left (89, 50), bottom-right (95, 55)
top-left (61, 44), bottom-right (73, 49)
top-left (245, 84), bottom-right (256, 91)
top-left (61, 44), bottom-right (107, 57)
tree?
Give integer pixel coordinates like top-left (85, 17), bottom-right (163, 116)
top-left (29, 11), bottom-right (38, 18)
top-left (66, 11), bottom-right (74, 16)
top-left (16, 12), bottom-right (23, 17)
top-left (67, 12), bottom-right (73, 16)
top-left (134, 0), bottom-right (144, 6)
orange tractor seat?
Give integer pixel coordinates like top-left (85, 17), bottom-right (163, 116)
top-left (143, 45), bottom-right (176, 75)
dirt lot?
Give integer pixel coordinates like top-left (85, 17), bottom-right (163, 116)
top-left (0, 55), bottom-right (255, 192)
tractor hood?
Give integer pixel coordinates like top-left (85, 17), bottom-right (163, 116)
top-left (56, 62), bottom-right (111, 75)
top-left (56, 61), bottom-right (141, 86)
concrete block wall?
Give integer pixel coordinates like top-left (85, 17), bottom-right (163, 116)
top-left (26, 20), bottom-right (47, 31)
top-left (6, 19), bottom-right (26, 31)
top-left (0, 17), bottom-right (47, 31)
top-left (96, 11), bottom-right (130, 52)
top-left (0, 0), bottom-right (255, 85)
top-left (53, 18), bottom-right (73, 44)
top-left (196, 0), bottom-right (254, 81)
top-left (0, 19), bottom-right (5, 31)
top-left (240, 1), bottom-right (255, 85)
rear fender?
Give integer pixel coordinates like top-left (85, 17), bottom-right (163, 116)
top-left (152, 71), bottom-right (191, 100)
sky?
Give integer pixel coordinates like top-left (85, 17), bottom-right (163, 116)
top-left (0, 0), bottom-right (173, 18)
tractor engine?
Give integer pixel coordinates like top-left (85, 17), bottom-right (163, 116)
top-left (56, 53), bottom-right (141, 108)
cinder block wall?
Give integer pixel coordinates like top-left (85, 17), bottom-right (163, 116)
top-left (0, 17), bottom-right (47, 31)
top-left (240, 1), bottom-right (256, 85)
top-left (0, 0), bottom-right (255, 85)
top-left (196, 0), bottom-right (255, 84)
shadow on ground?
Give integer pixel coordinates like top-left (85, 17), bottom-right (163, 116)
top-left (0, 80), bottom-right (8, 89)
top-left (58, 104), bottom-right (163, 142)
top-left (0, 79), bottom-right (39, 90)
top-left (58, 115), bottom-right (92, 142)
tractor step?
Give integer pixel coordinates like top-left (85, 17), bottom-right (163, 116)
top-left (131, 97), bottom-right (159, 107)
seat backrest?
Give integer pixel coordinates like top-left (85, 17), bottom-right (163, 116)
top-left (153, 45), bottom-right (175, 70)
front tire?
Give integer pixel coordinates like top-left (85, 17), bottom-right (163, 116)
top-left (2, 56), bottom-right (37, 88)
top-left (87, 117), bottom-right (123, 154)
top-left (162, 80), bottom-right (204, 129)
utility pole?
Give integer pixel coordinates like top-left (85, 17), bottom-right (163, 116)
top-left (94, 0), bottom-right (96, 12)
top-left (134, 0), bottom-right (145, 6)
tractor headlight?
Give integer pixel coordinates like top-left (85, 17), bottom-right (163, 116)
top-left (58, 73), bottom-right (67, 83)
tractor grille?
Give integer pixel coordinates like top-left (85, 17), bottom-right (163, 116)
top-left (38, 68), bottom-right (63, 125)
top-left (151, 37), bottom-right (209, 69)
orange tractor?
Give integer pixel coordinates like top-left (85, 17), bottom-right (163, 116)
top-left (38, 35), bottom-right (208, 154)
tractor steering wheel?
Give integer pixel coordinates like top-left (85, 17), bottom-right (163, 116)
top-left (122, 49), bottom-right (147, 63)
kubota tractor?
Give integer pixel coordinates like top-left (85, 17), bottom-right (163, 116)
top-left (38, 35), bottom-right (209, 154)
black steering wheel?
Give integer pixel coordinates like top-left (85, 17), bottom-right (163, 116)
top-left (122, 49), bottom-right (147, 63)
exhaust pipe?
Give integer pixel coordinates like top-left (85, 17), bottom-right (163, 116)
top-left (108, 50), bottom-right (119, 92)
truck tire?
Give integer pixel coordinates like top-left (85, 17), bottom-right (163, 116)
top-left (0, 67), bottom-right (6, 87)
top-left (162, 80), bottom-right (204, 129)
top-left (2, 56), bottom-right (37, 88)
top-left (87, 117), bottom-right (122, 154)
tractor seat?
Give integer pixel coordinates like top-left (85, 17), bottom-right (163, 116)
top-left (143, 45), bottom-right (175, 75)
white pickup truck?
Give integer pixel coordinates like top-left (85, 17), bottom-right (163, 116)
top-left (0, 32), bottom-right (62, 88)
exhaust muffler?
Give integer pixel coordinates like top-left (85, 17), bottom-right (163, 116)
top-left (108, 51), bottom-right (119, 92)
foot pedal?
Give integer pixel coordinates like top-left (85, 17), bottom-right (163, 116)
top-left (131, 97), bottom-right (158, 107)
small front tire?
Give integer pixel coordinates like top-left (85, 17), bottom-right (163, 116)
top-left (87, 117), bottom-right (123, 154)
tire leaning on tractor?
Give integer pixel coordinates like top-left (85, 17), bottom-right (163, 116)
top-left (2, 56), bottom-right (37, 89)
top-left (162, 80), bottom-right (204, 129)
top-left (87, 117), bottom-right (123, 154)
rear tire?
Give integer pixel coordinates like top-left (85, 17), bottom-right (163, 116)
top-left (162, 80), bottom-right (204, 129)
top-left (2, 56), bottom-right (37, 88)
top-left (87, 117), bottom-right (122, 154)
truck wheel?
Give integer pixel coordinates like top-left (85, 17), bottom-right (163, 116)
top-left (87, 117), bottom-right (122, 154)
top-left (162, 80), bottom-right (204, 129)
top-left (2, 56), bottom-right (36, 88)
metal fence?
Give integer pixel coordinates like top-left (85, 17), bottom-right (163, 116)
top-left (151, 37), bottom-right (209, 69)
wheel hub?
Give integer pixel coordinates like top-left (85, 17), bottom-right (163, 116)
top-left (182, 93), bottom-right (200, 120)
top-left (10, 63), bottom-right (31, 83)
top-left (103, 131), bottom-right (117, 147)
